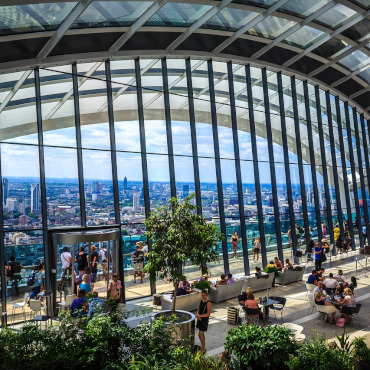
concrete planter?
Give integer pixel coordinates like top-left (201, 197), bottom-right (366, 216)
top-left (152, 310), bottom-right (196, 347)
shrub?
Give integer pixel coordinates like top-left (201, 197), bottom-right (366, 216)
top-left (194, 280), bottom-right (212, 293)
top-left (225, 324), bottom-right (298, 369)
top-left (353, 337), bottom-right (370, 365)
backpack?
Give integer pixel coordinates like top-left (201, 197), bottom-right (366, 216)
top-left (77, 254), bottom-right (85, 267)
top-left (27, 271), bottom-right (37, 286)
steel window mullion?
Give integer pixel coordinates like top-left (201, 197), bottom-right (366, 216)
top-left (72, 63), bottom-right (86, 228)
top-left (277, 72), bottom-right (298, 257)
top-left (135, 58), bottom-right (154, 294)
top-left (0, 141), bottom-right (6, 323)
top-left (335, 97), bottom-right (355, 247)
top-left (353, 111), bottom-right (370, 248)
top-left (185, 58), bottom-right (202, 214)
top-left (105, 60), bottom-right (125, 302)
top-left (228, 62), bottom-right (249, 275)
top-left (262, 69), bottom-right (283, 263)
top-left (325, 91), bottom-right (344, 251)
top-left (303, 81), bottom-right (322, 241)
top-left (161, 58), bottom-right (176, 198)
top-left (360, 114), bottom-right (370, 244)
top-left (291, 77), bottom-right (310, 248)
top-left (35, 68), bottom-right (52, 306)
top-left (208, 60), bottom-right (229, 274)
top-left (346, 106), bottom-right (364, 248)
top-left (245, 65), bottom-right (267, 267)
top-left (315, 86), bottom-right (334, 245)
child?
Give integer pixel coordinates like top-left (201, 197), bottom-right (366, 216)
top-left (108, 273), bottom-right (122, 302)
top-left (80, 274), bottom-right (91, 294)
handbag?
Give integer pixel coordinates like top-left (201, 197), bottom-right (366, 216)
top-left (320, 253), bottom-right (327, 262)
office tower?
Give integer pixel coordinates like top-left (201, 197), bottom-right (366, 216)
top-left (133, 193), bottom-right (140, 212)
top-left (2, 178), bottom-right (8, 205)
top-left (123, 177), bottom-right (128, 190)
top-left (31, 183), bottom-right (40, 212)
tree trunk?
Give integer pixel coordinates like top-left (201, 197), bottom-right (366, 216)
top-left (172, 282), bottom-right (178, 314)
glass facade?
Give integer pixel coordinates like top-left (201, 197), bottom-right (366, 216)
top-left (0, 58), bottom-right (369, 309)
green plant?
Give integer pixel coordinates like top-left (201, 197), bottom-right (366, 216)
top-left (145, 194), bottom-right (221, 313)
top-left (353, 337), bottom-right (370, 365)
top-left (263, 264), bottom-right (280, 278)
top-left (288, 334), bottom-right (353, 370)
top-left (225, 324), bottom-right (298, 369)
top-left (194, 280), bottom-right (212, 293)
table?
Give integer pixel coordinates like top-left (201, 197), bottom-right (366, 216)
top-left (31, 315), bottom-right (53, 329)
top-left (258, 298), bottom-right (279, 323)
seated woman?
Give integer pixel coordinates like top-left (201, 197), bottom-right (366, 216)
top-left (216, 274), bottom-right (228, 286)
top-left (284, 259), bottom-right (293, 269)
top-left (336, 288), bottom-right (356, 321)
top-left (255, 267), bottom-right (262, 278)
top-left (322, 239), bottom-right (330, 254)
top-left (80, 274), bottom-right (92, 295)
top-left (244, 292), bottom-right (261, 321)
top-left (71, 289), bottom-right (89, 318)
top-left (274, 257), bottom-right (283, 271)
top-left (350, 276), bottom-right (357, 293)
top-left (314, 291), bottom-right (336, 324)
top-left (227, 273), bottom-right (235, 284)
top-left (177, 276), bottom-right (192, 296)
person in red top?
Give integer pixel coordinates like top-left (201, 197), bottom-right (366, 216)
top-left (244, 292), bottom-right (259, 309)
top-left (108, 273), bottom-right (122, 302)
top-left (274, 257), bottom-right (283, 271)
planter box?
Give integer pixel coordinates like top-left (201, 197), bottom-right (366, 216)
top-left (276, 268), bottom-right (305, 285)
top-left (209, 279), bottom-right (245, 303)
top-left (161, 291), bottom-right (201, 312)
top-left (241, 272), bottom-right (275, 292)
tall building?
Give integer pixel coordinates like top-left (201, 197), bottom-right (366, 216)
top-left (133, 193), bottom-right (140, 212)
top-left (31, 183), bottom-right (40, 212)
top-left (123, 177), bottom-right (128, 190)
top-left (183, 184), bottom-right (189, 198)
top-left (2, 178), bottom-right (8, 206)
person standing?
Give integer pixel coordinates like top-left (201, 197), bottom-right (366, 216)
top-left (132, 245), bottom-right (144, 283)
top-left (314, 242), bottom-right (324, 271)
top-left (76, 246), bottom-right (88, 274)
top-left (322, 222), bottom-right (327, 239)
top-left (108, 273), bottom-right (122, 302)
top-left (90, 245), bottom-right (99, 283)
top-left (230, 232), bottom-right (239, 258)
top-left (362, 224), bottom-right (367, 245)
top-left (196, 290), bottom-right (212, 354)
top-left (333, 224), bottom-right (340, 243)
top-left (7, 256), bottom-right (24, 296)
top-left (28, 264), bottom-right (44, 300)
top-left (60, 246), bottom-right (72, 274)
top-left (99, 245), bottom-right (108, 281)
top-left (287, 227), bottom-right (293, 249)
top-left (253, 237), bottom-right (261, 262)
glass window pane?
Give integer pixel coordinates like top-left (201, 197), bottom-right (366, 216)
top-left (284, 26), bottom-right (326, 49)
top-left (198, 157), bottom-right (218, 218)
top-left (1, 144), bottom-right (41, 230)
top-left (174, 155), bottom-right (195, 200)
top-left (73, 1), bottom-right (152, 29)
top-left (316, 4), bottom-right (358, 29)
top-left (0, 3), bottom-right (77, 35)
top-left (248, 16), bottom-right (296, 39)
top-left (280, 0), bottom-right (331, 17)
top-left (338, 49), bottom-right (369, 72)
top-left (44, 147), bottom-right (80, 227)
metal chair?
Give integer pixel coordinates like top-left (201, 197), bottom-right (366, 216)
top-left (244, 307), bottom-right (260, 325)
top-left (316, 304), bottom-right (337, 323)
top-left (58, 294), bottom-right (75, 315)
top-left (305, 283), bottom-right (316, 300)
top-left (11, 292), bottom-right (29, 324)
top-left (270, 296), bottom-right (286, 322)
top-left (348, 303), bottom-right (361, 328)
top-left (307, 293), bottom-right (316, 315)
top-left (29, 299), bottom-right (46, 320)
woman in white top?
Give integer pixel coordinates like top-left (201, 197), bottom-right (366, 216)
top-left (61, 246), bottom-right (72, 273)
top-left (336, 288), bottom-right (356, 321)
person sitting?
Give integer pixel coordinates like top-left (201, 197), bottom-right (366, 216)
top-left (88, 291), bottom-right (104, 316)
top-left (343, 234), bottom-right (352, 252)
top-left (307, 270), bottom-right (318, 285)
top-left (227, 273), bottom-right (235, 284)
top-left (199, 275), bottom-right (208, 282)
top-left (274, 257), bottom-right (283, 271)
top-left (77, 266), bottom-right (93, 285)
top-left (216, 274), bottom-right (227, 286)
top-left (335, 269), bottom-right (346, 283)
top-left (335, 288), bottom-right (356, 321)
top-left (255, 267), bottom-right (262, 278)
top-left (71, 289), bottom-right (89, 318)
top-left (177, 276), bottom-right (191, 296)
top-left (238, 287), bottom-right (252, 306)
top-left (244, 292), bottom-right (259, 310)
top-left (323, 273), bottom-right (339, 294)
top-left (317, 268), bottom-right (326, 281)
top-left (349, 276), bottom-right (357, 293)
top-left (284, 259), bottom-right (293, 269)
top-left (313, 281), bottom-right (325, 296)
top-left (80, 274), bottom-right (92, 295)
top-left (314, 292), bottom-right (336, 324)
top-left (334, 286), bottom-right (342, 301)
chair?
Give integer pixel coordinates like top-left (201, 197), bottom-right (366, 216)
top-left (305, 283), bottom-right (316, 300)
top-left (58, 294), bottom-right (75, 315)
top-left (282, 323), bottom-right (303, 334)
top-left (307, 293), bottom-right (316, 315)
top-left (29, 299), bottom-right (46, 320)
top-left (316, 304), bottom-right (337, 323)
top-left (11, 292), bottom-right (29, 324)
top-left (244, 307), bottom-right (260, 325)
top-left (294, 333), bottom-right (306, 344)
top-left (348, 303), bottom-right (361, 328)
top-left (270, 296), bottom-right (286, 322)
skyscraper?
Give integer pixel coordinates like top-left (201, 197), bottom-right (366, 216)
top-left (2, 178), bottom-right (8, 205)
top-left (31, 183), bottom-right (40, 212)
top-left (133, 193), bottom-right (140, 212)
top-left (123, 177), bottom-right (128, 190)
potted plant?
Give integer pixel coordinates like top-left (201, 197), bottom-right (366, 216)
top-left (194, 280), bottom-right (212, 294)
top-left (353, 338), bottom-right (370, 370)
top-left (145, 195), bottom-right (221, 338)
top-left (225, 324), bottom-right (298, 369)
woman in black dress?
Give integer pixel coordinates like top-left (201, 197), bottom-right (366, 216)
top-left (196, 290), bottom-right (212, 354)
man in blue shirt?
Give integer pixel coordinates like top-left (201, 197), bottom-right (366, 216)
top-left (307, 270), bottom-right (318, 285)
top-left (315, 242), bottom-right (324, 270)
